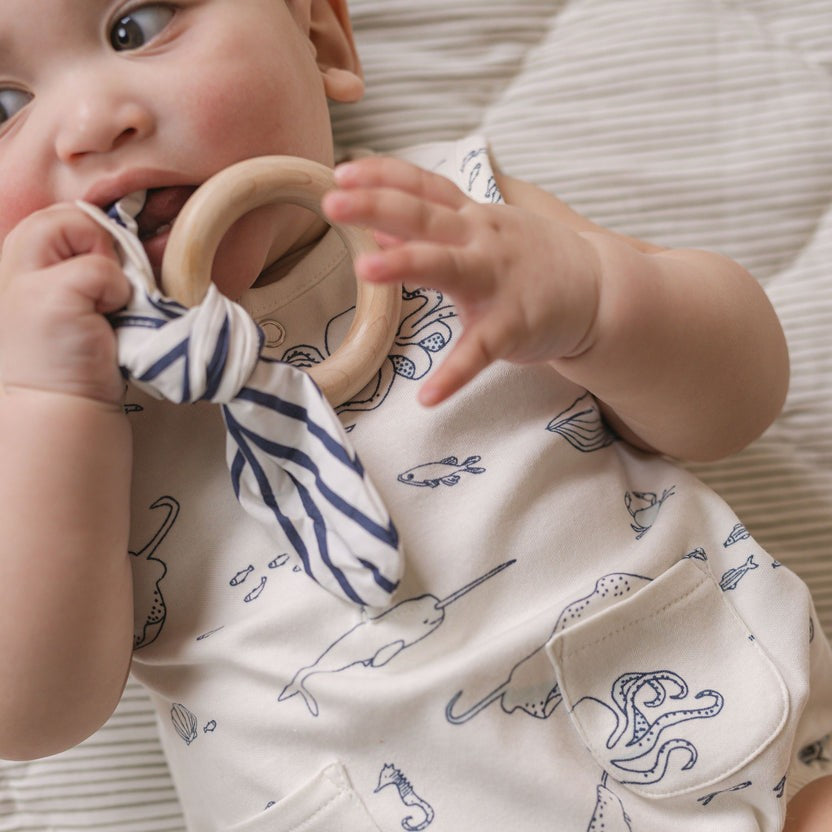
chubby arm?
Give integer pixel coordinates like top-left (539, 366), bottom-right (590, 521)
top-left (0, 207), bottom-right (134, 760)
top-left (323, 157), bottom-right (788, 461)
top-left (785, 776), bottom-right (832, 831)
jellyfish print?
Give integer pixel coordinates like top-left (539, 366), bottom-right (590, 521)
top-left (170, 703), bottom-right (198, 746)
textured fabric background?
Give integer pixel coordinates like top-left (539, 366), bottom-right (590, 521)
top-left (3, 2), bottom-right (830, 828)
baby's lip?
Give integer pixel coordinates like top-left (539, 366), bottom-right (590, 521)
top-left (136, 186), bottom-right (198, 239)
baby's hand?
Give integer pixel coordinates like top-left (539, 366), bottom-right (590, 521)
top-left (323, 156), bottom-right (601, 405)
top-left (0, 205), bottom-right (131, 406)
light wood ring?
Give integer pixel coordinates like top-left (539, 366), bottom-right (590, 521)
top-left (161, 156), bottom-right (401, 407)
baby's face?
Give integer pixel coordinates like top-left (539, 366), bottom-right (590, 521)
top-left (0, 0), bottom-right (359, 298)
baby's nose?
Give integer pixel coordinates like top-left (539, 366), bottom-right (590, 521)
top-left (55, 90), bottom-right (154, 163)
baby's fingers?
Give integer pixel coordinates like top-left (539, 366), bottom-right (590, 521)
top-left (419, 326), bottom-right (501, 407)
top-left (324, 185), bottom-right (468, 246)
top-left (333, 156), bottom-right (469, 211)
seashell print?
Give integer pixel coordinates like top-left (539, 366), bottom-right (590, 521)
top-left (170, 703), bottom-right (198, 746)
top-left (546, 393), bottom-right (616, 453)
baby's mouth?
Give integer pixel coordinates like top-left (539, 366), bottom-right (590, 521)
top-left (136, 186), bottom-right (197, 240)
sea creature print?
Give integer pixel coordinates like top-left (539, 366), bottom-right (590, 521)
top-left (459, 146), bottom-right (504, 204)
top-left (227, 553), bottom-right (292, 605)
top-left (446, 573), bottom-right (652, 725)
top-left (696, 780), bottom-right (752, 806)
top-left (574, 670), bottom-right (724, 787)
top-left (375, 764), bottom-right (435, 831)
top-left (282, 288), bottom-right (457, 421)
top-left (278, 560), bottom-right (515, 717)
top-left (398, 455), bottom-right (486, 488)
top-left (719, 555), bottom-right (758, 591)
top-left (798, 734), bottom-right (831, 766)
top-left (624, 487), bottom-right (676, 540)
top-left (546, 393), bottom-right (616, 453)
top-left (684, 547), bottom-right (708, 561)
top-left (774, 775), bottom-right (787, 799)
top-left (131, 496), bottom-right (178, 649)
top-left (723, 523), bottom-right (750, 547)
top-left (587, 773), bottom-right (632, 832)
top-left (170, 703), bottom-right (198, 746)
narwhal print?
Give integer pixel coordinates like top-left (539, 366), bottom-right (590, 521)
top-left (446, 573), bottom-right (652, 724)
top-left (278, 560), bottom-right (515, 716)
top-left (131, 496), bottom-right (179, 649)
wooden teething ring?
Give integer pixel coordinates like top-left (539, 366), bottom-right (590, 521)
top-left (160, 155), bottom-right (401, 407)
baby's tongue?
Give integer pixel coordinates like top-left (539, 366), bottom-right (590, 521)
top-left (136, 186), bottom-right (197, 238)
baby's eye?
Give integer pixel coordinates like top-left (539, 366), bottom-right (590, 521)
top-left (0, 88), bottom-right (32, 126)
top-left (110, 5), bottom-right (175, 51)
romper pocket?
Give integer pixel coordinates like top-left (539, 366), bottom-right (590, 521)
top-left (545, 557), bottom-right (790, 799)
top-left (226, 762), bottom-right (382, 832)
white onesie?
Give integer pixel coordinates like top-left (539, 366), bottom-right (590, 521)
top-left (97, 136), bottom-right (832, 832)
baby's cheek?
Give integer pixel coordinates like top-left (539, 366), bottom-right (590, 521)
top-left (0, 180), bottom-right (52, 245)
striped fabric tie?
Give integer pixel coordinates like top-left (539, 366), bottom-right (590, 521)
top-left (77, 196), bottom-right (403, 610)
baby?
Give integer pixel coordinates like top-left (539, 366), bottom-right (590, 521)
top-left (0, 1), bottom-right (830, 830)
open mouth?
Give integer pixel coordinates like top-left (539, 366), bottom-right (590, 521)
top-left (135, 185), bottom-right (198, 241)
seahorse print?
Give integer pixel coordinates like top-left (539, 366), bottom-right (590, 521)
top-left (278, 560), bottom-right (515, 717)
top-left (587, 773), bottom-right (632, 832)
top-left (281, 288), bottom-right (457, 421)
top-left (446, 573), bottom-right (652, 725)
top-left (547, 393), bottom-right (616, 453)
top-left (131, 496), bottom-right (178, 649)
top-left (573, 670), bottom-right (724, 786)
top-left (624, 488), bottom-right (676, 540)
top-left (375, 764), bottom-right (435, 831)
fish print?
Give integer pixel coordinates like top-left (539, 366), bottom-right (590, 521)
top-left (719, 555), bottom-right (758, 591)
top-left (723, 523), bottom-right (750, 547)
top-left (398, 455), bottom-right (486, 488)
top-left (696, 781), bottom-right (752, 806)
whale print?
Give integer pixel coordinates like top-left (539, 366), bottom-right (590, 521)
top-left (279, 560), bottom-right (515, 716)
top-left (131, 496), bottom-right (178, 649)
top-left (719, 555), bottom-right (758, 591)
top-left (375, 764), bottom-right (435, 831)
top-left (624, 488), bottom-right (676, 540)
top-left (547, 393), bottom-right (616, 453)
top-left (398, 455), bottom-right (486, 488)
top-left (574, 670), bottom-right (724, 786)
top-left (446, 573), bottom-right (652, 725)
top-left (587, 773), bottom-right (632, 832)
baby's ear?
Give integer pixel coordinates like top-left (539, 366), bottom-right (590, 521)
top-left (310, 0), bottom-right (364, 103)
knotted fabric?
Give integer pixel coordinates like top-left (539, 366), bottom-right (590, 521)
top-left (78, 198), bottom-right (403, 610)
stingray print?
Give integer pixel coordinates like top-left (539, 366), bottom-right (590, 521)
top-left (131, 496), bottom-right (178, 649)
top-left (375, 764), bottom-right (435, 831)
top-left (624, 487), bottom-right (676, 540)
top-left (398, 455), bottom-right (485, 488)
top-left (278, 560), bottom-right (514, 717)
top-left (719, 555), bottom-right (758, 591)
top-left (587, 773), bottom-right (632, 832)
top-left (281, 288), bottom-right (457, 419)
top-left (573, 670), bottom-right (724, 787)
top-left (446, 573), bottom-right (652, 725)
top-left (546, 393), bottom-right (617, 453)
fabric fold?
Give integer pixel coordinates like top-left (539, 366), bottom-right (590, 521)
top-left (78, 198), bottom-right (403, 610)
